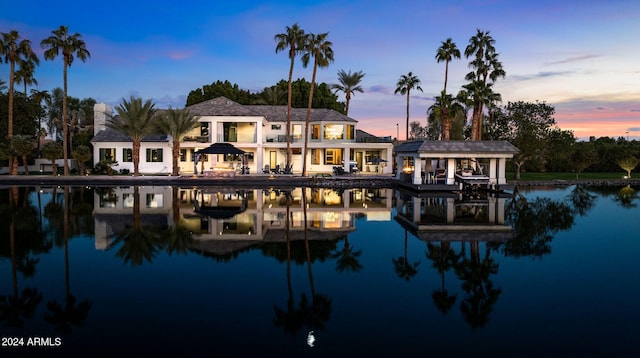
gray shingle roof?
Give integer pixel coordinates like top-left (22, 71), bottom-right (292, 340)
top-left (91, 129), bottom-right (168, 143)
top-left (396, 140), bottom-right (519, 154)
top-left (185, 97), bottom-right (357, 123)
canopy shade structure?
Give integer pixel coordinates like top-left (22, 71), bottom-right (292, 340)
top-left (195, 143), bottom-right (245, 155)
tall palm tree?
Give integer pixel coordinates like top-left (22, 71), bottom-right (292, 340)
top-left (428, 90), bottom-right (466, 140)
top-left (275, 23), bottom-right (307, 168)
top-left (435, 38), bottom-right (460, 94)
top-left (395, 72), bottom-right (423, 141)
top-left (107, 96), bottom-right (158, 176)
top-left (1, 30), bottom-right (40, 175)
top-left (41, 25), bottom-right (91, 175)
top-left (301, 32), bottom-right (334, 176)
top-left (464, 29), bottom-right (505, 141)
top-left (330, 69), bottom-right (365, 116)
top-left (435, 39), bottom-right (460, 140)
top-left (156, 107), bottom-right (200, 176)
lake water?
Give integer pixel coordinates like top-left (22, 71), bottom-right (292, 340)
top-left (1, 184), bottom-right (639, 357)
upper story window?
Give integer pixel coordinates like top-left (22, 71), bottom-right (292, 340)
top-left (312, 124), bottom-right (320, 139)
top-left (324, 124), bottom-right (344, 140)
top-left (271, 124), bottom-right (281, 130)
top-left (347, 125), bottom-right (355, 140)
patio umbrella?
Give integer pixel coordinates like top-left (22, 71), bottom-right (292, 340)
top-left (195, 143), bottom-right (245, 155)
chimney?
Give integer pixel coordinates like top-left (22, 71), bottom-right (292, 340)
top-left (93, 102), bottom-right (113, 136)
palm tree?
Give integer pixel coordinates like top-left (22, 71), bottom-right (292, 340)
top-left (41, 141), bottom-right (63, 176)
top-left (41, 25), bottom-right (91, 175)
top-left (1, 30), bottom-right (40, 175)
top-left (107, 96), bottom-right (158, 176)
top-left (394, 72), bottom-right (423, 141)
top-left (156, 107), bottom-right (200, 176)
top-left (330, 236), bottom-right (363, 273)
top-left (253, 86), bottom-right (287, 105)
top-left (275, 23), bottom-right (307, 168)
top-left (301, 32), bottom-right (334, 176)
top-left (436, 38), bottom-right (461, 94)
top-left (435, 39), bottom-right (461, 140)
top-left (330, 69), bottom-right (365, 116)
top-left (464, 29), bottom-right (505, 141)
top-left (428, 90), bottom-right (466, 140)
top-left (11, 135), bottom-right (35, 175)
top-left (14, 59), bottom-right (38, 94)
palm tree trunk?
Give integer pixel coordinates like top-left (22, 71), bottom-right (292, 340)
top-left (133, 140), bottom-right (141, 176)
top-left (286, 57), bottom-right (294, 167)
top-left (21, 155), bottom-right (29, 175)
top-left (405, 91), bottom-right (410, 141)
top-left (63, 63), bottom-right (69, 176)
top-left (8, 60), bottom-right (17, 175)
top-left (172, 140), bottom-right (180, 176)
top-left (302, 60), bottom-right (318, 176)
top-left (345, 92), bottom-right (351, 116)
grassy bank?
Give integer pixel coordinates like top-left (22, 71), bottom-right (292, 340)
top-left (507, 172), bottom-right (631, 181)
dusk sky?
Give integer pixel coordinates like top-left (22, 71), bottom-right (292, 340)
top-left (2, 0), bottom-right (639, 140)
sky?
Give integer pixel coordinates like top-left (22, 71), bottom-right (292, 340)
top-left (2, 0), bottom-right (639, 140)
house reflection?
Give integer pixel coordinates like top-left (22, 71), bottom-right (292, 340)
top-left (92, 186), bottom-right (393, 253)
top-left (394, 189), bottom-right (514, 242)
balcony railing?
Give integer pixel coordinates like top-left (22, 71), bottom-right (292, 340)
top-left (182, 135), bottom-right (210, 143)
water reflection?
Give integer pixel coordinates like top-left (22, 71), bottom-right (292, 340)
top-left (0, 184), bottom-right (638, 354)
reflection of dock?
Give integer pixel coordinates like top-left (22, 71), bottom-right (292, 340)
top-left (394, 188), bottom-right (514, 243)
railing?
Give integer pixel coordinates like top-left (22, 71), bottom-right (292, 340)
top-left (182, 135), bottom-right (210, 143)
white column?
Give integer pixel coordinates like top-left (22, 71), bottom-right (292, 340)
top-left (446, 158), bottom-right (456, 185)
top-left (446, 197), bottom-right (455, 223)
top-left (413, 155), bottom-right (422, 184)
top-left (489, 159), bottom-right (497, 182)
top-left (498, 158), bottom-right (507, 184)
top-left (413, 197), bottom-right (421, 223)
top-left (343, 147), bottom-right (351, 172)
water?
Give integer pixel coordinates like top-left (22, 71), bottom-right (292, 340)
top-left (1, 184), bottom-right (639, 357)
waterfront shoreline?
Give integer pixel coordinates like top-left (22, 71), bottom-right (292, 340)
top-left (0, 174), bottom-right (638, 188)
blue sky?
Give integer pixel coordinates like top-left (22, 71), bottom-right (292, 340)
top-left (2, 0), bottom-right (639, 140)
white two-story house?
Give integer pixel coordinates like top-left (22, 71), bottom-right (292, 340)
top-left (91, 97), bottom-right (394, 175)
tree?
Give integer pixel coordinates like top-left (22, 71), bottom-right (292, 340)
top-left (41, 25), bottom-right (91, 176)
top-left (1, 30), bottom-right (40, 175)
top-left (107, 96), bottom-right (158, 176)
top-left (330, 69), bottom-right (365, 116)
top-left (493, 101), bottom-right (557, 179)
top-left (71, 145), bottom-right (92, 175)
top-left (617, 156), bottom-right (638, 178)
top-left (156, 107), bottom-right (200, 176)
top-left (41, 141), bottom-right (63, 176)
top-left (409, 121), bottom-right (427, 140)
top-left (301, 32), bottom-right (334, 176)
top-left (185, 80), bottom-right (252, 106)
top-left (252, 86), bottom-right (286, 105)
top-left (11, 135), bottom-right (35, 175)
top-left (436, 38), bottom-right (460, 139)
top-left (428, 90), bottom-right (465, 140)
top-left (275, 23), bottom-right (307, 168)
top-left (395, 71), bottom-right (423, 141)
top-left (464, 29), bottom-right (505, 141)
top-left (570, 142), bottom-right (598, 179)
top-left (14, 59), bottom-right (38, 94)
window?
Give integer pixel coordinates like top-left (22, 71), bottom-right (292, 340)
top-left (146, 193), bottom-right (164, 208)
top-left (180, 149), bottom-right (187, 162)
top-left (99, 148), bottom-right (115, 162)
top-left (200, 123), bottom-right (209, 137)
top-left (122, 148), bottom-right (132, 162)
top-left (146, 148), bottom-right (163, 162)
top-left (271, 124), bottom-right (281, 130)
top-left (325, 149), bottom-right (342, 165)
top-left (123, 193), bottom-right (134, 208)
top-left (324, 124), bottom-right (344, 140)
top-left (312, 124), bottom-right (320, 139)
top-left (347, 125), bottom-right (355, 140)
top-left (311, 149), bottom-right (323, 164)
top-left (292, 125), bottom-right (302, 141)
top-left (223, 152), bottom-right (254, 163)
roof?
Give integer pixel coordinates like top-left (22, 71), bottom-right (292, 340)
top-left (186, 96), bottom-right (357, 123)
top-left (91, 129), bottom-right (168, 143)
top-left (396, 140), bottom-right (519, 156)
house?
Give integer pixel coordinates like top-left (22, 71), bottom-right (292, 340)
top-left (91, 97), bottom-right (394, 175)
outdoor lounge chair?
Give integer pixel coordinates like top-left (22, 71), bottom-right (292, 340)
top-left (283, 163), bottom-right (293, 174)
top-left (272, 164), bottom-right (282, 174)
top-left (263, 164), bottom-right (270, 174)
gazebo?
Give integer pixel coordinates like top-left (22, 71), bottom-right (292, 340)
top-left (394, 140), bottom-right (519, 187)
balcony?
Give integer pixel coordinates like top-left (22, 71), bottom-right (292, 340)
top-left (182, 135), bottom-right (210, 143)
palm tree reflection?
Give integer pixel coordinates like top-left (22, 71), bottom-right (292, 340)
top-left (392, 230), bottom-right (420, 281)
top-left (426, 242), bottom-right (458, 315)
top-left (45, 187), bottom-right (92, 333)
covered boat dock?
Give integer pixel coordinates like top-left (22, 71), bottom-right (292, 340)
top-left (394, 140), bottom-right (519, 192)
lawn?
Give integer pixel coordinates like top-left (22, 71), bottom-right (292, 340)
top-left (507, 172), bottom-right (631, 181)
